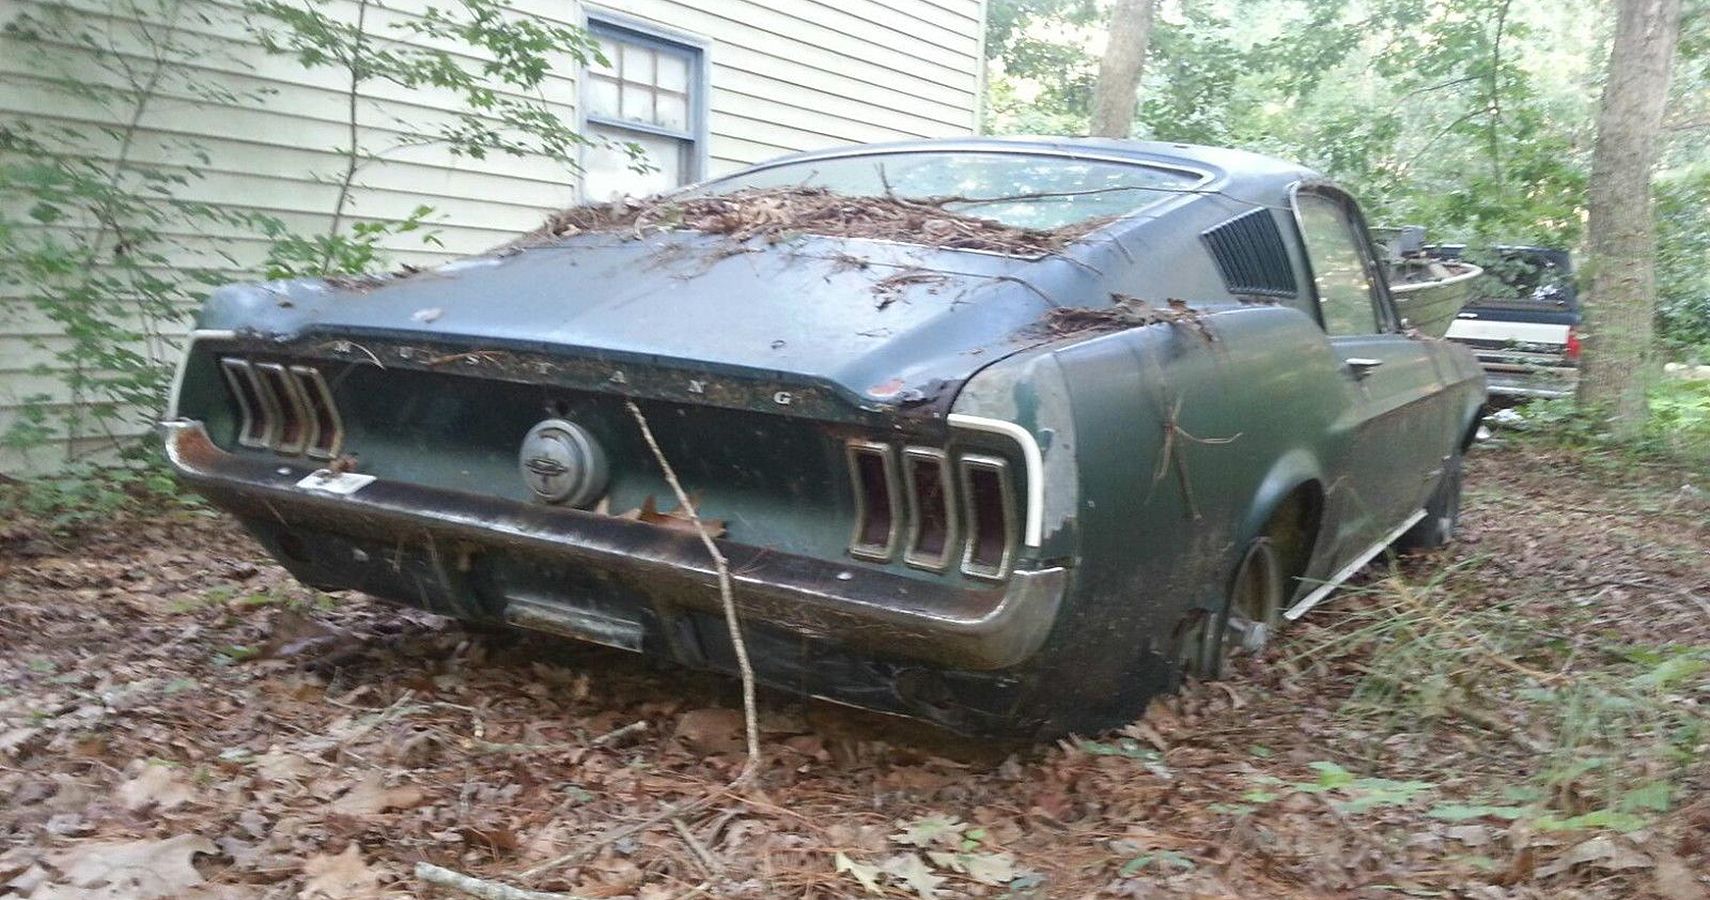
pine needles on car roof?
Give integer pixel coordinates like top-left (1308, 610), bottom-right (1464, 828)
top-left (507, 187), bottom-right (1110, 256)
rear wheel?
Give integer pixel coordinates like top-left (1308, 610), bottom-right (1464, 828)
top-left (1176, 537), bottom-right (1286, 679)
top-left (1398, 451), bottom-right (1463, 551)
top-left (1225, 538), bottom-right (1284, 656)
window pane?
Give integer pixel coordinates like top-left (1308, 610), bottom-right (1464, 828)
top-left (621, 83), bottom-right (654, 123)
top-left (620, 42), bottom-right (652, 82)
top-left (656, 92), bottom-right (688, 131)
top-left (656, 52), bottom-right (689, 93)
top-left (1295, 194), bottom-right (1380, 335)
top-left (585, 75), bottom-right (620, 118)
top-left (698, 152), bottom-right (1199, 230)
top-left (591, 38), bottom-right (619, 76)
top-left (584, 125), bottom-right (686, 199)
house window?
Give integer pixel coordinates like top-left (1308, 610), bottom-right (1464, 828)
top-left (582, 19), bottom-right (703, 199)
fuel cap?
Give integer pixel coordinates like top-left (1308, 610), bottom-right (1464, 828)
top-left (519, 418), bottom-right (608, 507)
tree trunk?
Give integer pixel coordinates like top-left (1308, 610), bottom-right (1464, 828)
top-left (1576, 0), bottom-right (1682, 437)
top-left (1088, 0), bottom-right (1155, 138)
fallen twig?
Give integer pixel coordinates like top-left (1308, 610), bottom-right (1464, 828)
top-left (588, 719), bottom-right (648, 747)
top-left (673, 816), bottom-right (721, 876)
top-left (516, 402), bottom-right (763, 886)
top-left (623, 400), bottom-right (761, 783)
top-left (520, 794), bottom-right (718, 881)
top-left (416, 862), bottom-right (582, 900)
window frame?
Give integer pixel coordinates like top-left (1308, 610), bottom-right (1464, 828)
top-left (578, 9), bottom-right (710, 191)
top-left (1287, 182), bottom-right (1402, 335)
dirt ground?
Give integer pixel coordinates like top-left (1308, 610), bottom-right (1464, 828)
top-left (1, 442), bottom-right (1706, 899)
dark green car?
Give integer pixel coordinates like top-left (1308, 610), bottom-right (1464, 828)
top-left (163, 138), bottom-right (1484, 739)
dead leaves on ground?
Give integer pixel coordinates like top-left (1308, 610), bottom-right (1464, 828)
top-left (1, 445), bottom-right (1706, 898)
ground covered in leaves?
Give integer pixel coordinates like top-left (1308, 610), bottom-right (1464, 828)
top-left (1, 442), bottom-right (1706, 899)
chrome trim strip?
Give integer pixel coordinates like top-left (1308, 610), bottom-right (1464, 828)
top-left (292, 366), bottom-right (344, 460)
top-left (1282, 510), bottom-right (1428, 621)
top-left (946, 413), bottom-right (1044, 547)
top-left (901, 446), bottom-right (959, 572)
top-left (705, 145), bottom-right (1216, 194)
top-left (958, 453), bottom-right (1018, 581)
top-left (845, 440), bottom-right (901, 562)
top-left (255, 362), bottom-right (313, 455)
top-left (165, 329), bottom-right (237, 420)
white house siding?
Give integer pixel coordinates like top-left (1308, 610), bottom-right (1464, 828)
top-left (0, 0), bottom-right (987, 475)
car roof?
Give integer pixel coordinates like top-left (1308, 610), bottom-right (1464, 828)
top-left (715, 136), bottom-right (1322, 208)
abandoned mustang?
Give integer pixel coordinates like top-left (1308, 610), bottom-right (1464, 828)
top-left (163, 138), bottom-right (1484, 738)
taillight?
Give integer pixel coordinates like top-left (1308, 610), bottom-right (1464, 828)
top-left (902, 447), bottom-right (957, 571)
top-left (254, 363), bottom-right (310, 454)
top-left (221, 358), bottom-right (274, 449)
top-left (218, 356), bottom-right (343, 459)
top-left (1565, 326), bottom-right (1582, 360)
top-left (846, 441), bottom-right (900, 561)
top-left (845, 440), bottom-right (1020, 579)
top-left (293, 366), bottom-right (344, 458)
top-left (958, 454), bottom-right (1017, 580)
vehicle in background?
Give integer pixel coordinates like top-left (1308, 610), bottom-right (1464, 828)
top-left (1436, 245), bottom-right (1580, 400)
top-left (1371, 226), bottom-right (1484, 338)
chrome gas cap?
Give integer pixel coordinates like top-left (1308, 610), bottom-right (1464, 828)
top-left (519, 419), bottom-right (609, 507)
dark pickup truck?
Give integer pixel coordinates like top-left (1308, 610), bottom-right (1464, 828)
top-left (1437, 245), bottom-right (1580, 400)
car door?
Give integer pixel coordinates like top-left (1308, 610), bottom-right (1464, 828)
top-left (1291, 185), bottom-right (1447, 559)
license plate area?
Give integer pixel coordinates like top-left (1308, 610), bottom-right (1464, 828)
top-left (502, 593), bottom-right (645, 652)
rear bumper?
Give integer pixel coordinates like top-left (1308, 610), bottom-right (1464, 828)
top-left (1481, 365), bottom-right (1577, 400)
top-left (161, 420), bottom-right (1065, 672)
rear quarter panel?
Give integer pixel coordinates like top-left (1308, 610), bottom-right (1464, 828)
top-left (955, 304), bottom-right (1359, 729)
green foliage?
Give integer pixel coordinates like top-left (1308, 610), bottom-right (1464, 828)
top-left (983, 0), bottom-right (1710, 350)
top-left (1499, 378), bottom-right (1710, 461)
top-left (983, 0), bottom-right (1101, 132)
top-left (0, 452), bottom-right (200, 534)
top-left (3, 0), bottom-right (606, 508)
top-left (1294, 564), bottom-right (1710, 831)
top-left (1656, 164), bottom-right (1710, 357)
top-left (0, 2), bottom-right (264, 468)
top-left (259, 204), bottom-right (442, 280)
top-left (244, 0), bottom-right (604, 165)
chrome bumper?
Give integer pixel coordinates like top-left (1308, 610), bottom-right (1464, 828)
top-left (162, 420), bottom-right (1065, 670)
top-left (1483, 368), bottom-right (1577, 400)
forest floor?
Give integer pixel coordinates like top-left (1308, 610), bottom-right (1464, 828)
top-left (1, 440), bottom-right (1707, 899)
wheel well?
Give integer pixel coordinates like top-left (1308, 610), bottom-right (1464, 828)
top-left (1459, 407), bottom-right (1483, 451)
top-left (1262, 482), bottom-right (1323, 603)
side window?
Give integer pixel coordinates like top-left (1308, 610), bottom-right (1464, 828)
top-left (1295, 192), bottom-right (1383, 335)
top-left (582, 20), bottom-right (705, 200)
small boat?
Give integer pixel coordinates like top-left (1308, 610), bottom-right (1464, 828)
top-left (1371, 226), bottom-right (1483, 338)
top-left (1387, 256), bottom-right (1484, 338)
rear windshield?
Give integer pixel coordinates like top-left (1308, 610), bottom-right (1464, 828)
top-left (698, 151), bottom-right (1201, 231)
top-left (1460, 249), bottom-right (1577, 312)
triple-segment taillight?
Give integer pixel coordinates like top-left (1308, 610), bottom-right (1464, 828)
top-left (219, 357), bottom-right (344, 458)
top-left (847, 441), bottom-right (1018, 580)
